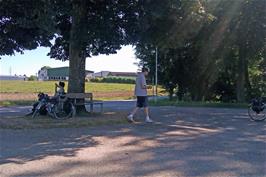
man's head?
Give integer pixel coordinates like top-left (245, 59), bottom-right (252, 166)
top-left (142, 67), bottom-right (149, 76)
top-left (59, 81), bottom-right (65, 88)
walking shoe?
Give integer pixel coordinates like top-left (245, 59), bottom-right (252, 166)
top-left (127, 114), bottom-right (134, 123)
top-left (145, 117), bottom-right (153, 123)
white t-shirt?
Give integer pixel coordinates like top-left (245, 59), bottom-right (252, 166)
top-left (134, 73), bottom-right (147, 96)
top-left (55, 86), bottom-right (65, 96)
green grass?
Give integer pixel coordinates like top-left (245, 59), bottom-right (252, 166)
top-left (0, 81), bottom-right (136, 105)
top-left (0, 100), bottom-right (35, 106)
top-left (149, 99), bottom-right (248, 108)
top-left (0, 111), bottom-right (129, 129)
top-left (0, 80), bottom-right (134, 93)
top-left (0, 81), bottom-right (164, 106)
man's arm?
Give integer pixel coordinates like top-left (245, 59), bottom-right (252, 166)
top-left (141, 75), bottom-right (151, 89)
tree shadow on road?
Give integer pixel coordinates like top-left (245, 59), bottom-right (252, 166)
top-left (0, 107), bottom-right (265, 177)
top-left (0, 128), bottom-right (99, 165)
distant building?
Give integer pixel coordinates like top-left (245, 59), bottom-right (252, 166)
top-left (92, 71), bottom-right (111, 78)
top-left (0, 75), bottom-right (27, 81)
top-left (92, 71), bottom-right (136, 78)
top-left (107, 72), bottom-right (137, 78)
top-left (38, 66), bottom-right (94, 81)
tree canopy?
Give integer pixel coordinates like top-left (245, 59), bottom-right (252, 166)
top-left (135, 0), bottom-right (266, 102)
top-left (0, 0), bottom-right (143, 97)
top-left (1, 0), bottom-right (265, 103)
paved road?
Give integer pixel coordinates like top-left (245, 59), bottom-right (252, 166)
top-left (0, 103), bottom-right (266, 177)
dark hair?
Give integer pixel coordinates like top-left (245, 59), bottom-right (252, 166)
top-left (59, 81), bottom-right (65, 88)
top-left (142, 67), bottom-right (149, 72)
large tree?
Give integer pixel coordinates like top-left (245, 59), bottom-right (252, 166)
top-left (0, 0), bottom-right (142, 111)
top-left (48, 0), bottom-right (142, 94)
top-left (136, 0), bottom-right (266, 102)
top-left (1, 0), bottom-right (141, 84)
top-left (205, 0), bottom-right (266, 102)
top-left (135, 0), bottom-right (211, 100)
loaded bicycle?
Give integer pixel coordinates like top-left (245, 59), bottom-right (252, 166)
top-left (32, 92), bottom-right (76, 120)
top-left (248, 97), bottom-right (266, 121)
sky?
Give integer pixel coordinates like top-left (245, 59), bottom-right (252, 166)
top-left (0, 45), bottom-right (140, 76)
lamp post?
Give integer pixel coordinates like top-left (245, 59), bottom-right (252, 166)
top-left (155, 46), bottom-right (158, 98)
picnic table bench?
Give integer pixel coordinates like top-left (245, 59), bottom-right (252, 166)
top-left (66, 93), bottom-right (103, 113)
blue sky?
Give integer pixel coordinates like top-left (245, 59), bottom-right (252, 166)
top-left (0, 45), bottom-right (139, 76)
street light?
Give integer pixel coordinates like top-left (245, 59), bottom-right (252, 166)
top-left (155, 46), bottom-right (158, 98)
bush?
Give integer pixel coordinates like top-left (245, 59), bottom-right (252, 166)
top-left (89, 78), bottom-right (103, 82)
top-left (28, 75), bottom-right (37, 81)
top-left (90, 77), bottom-right (135, 84)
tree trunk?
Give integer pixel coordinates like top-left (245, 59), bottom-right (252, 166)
top-left (68, 1), bottom-right (88, 113)
top-left (236, 46), bottom-right (246, 103)
top-left (245, 61), bottom-right (252, 100)
top-left (192, 79), bottom-right (206, 101)
top-left (168, 88), bottom-right (174, 100)
top-left (177, 84), bottom-right (184, 101)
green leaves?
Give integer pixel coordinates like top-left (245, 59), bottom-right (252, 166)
top-left (136, 0), bottom-right (266, 102)
top-left (0, 0), bottom-right (55, 56)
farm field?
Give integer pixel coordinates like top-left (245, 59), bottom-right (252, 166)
top-left (0, 81), bottom-right (161, 102)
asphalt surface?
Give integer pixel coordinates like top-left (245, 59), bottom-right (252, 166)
top-left (0, 102), bottom-right (266, 177)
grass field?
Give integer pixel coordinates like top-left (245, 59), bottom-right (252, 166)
top-left (0, 81), bottom-right (135, 101)
top-left (0, 81), bottom-right (135, 93)
top-left (1, 81), bottom-right (245, 108)
top-left (0, 81), bottom-right (162, 105)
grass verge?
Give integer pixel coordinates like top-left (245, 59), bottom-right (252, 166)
top-left (149, 99), bottom-right (248, 108)
top-left (0, 100), bottom-right (35, 107)
top-left (0, 111), bottom-right (129, 129)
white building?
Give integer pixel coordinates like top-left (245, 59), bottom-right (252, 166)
top-left (92, 71), bottom-right (136, 78)
top-left (38, 66), bottom-right (94, 81)
top-left (0, 75), bottom-right (27, 81)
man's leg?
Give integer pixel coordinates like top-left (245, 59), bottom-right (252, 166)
top-left (131, 107), bottom-right (139, 116)
top-left (144, 107), bottom-right (149, 117)
top-left (127, 96), bottom-right (142, 122)
top-left (143, 97), bottom-right (153, 122)
top-left (127, 107), bottom-right (139, 122)
top-left (144, 107), bottom-right (153, 122)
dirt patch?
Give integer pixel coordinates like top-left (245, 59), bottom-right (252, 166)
top-left (0, 111), bottom-right (129, 129)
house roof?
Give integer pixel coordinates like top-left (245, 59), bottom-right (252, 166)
top-left (93, 71), bottom-right (110, 77)
top-left (46, 67), bottom-right (93, 77)
top-left (47, 67), bottom-right (69, 77)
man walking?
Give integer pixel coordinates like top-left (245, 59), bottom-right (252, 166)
top-left (127, 67), bottom-right (153, 123)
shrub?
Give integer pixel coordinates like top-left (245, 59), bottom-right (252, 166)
top-left (28, 75), bottom-right (37, 81)
top-left (89, 78), bottom-right (103, 82)
top-left (90, 77), bottom-right (135, 84)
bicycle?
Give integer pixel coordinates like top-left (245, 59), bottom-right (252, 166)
top-left (248, 97), bottom-right (266, 122)
top-left (32, 92), bottom-right (76, 119)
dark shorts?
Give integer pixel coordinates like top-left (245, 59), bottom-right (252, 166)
top-left (136, 96), bottom-right (148, 108)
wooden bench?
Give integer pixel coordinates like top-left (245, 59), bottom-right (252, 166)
top-left (66, 93), bottom-right (103, 113)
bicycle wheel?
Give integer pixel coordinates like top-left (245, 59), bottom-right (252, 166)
top-left (32, 109), bottom-right (39, 118)
top-left (53, 101), bottom-right (75, 120)
top-left (32, 102), bottom-right (42, 118)
top-left (248, 105), bottom-right (266, 121)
